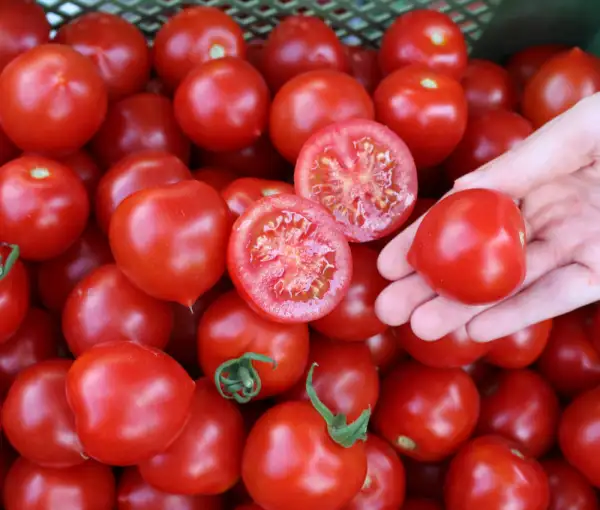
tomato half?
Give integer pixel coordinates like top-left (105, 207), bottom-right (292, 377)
top-left (222, 177), bottom-right (295, 219)
top-left (461, 59), bottom-right (518, 113)
top-left (506, 44), bottom-right (569, 90)
top-left (0, 248), bottom-right (29, 344)
top-left (542, 459), bottom-right (599, 510)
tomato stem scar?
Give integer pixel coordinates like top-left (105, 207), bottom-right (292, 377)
top-left (0, 243), bottom-right (20, 280)
top-left (214, 352), bottom-right (276, 404)
top-left (396, 435), bottom-right (417, 451)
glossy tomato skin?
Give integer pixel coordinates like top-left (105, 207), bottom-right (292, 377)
top-left (55, 12), bottom-right (150, 101)
top-left (365, 328), bottom-right (406, 374)
top-left (242, 401), bottom-right (367, 510)
top-left (0, 125), bottom-right (18, 166)
top-left (379, 9), bottom-right (467, 79)
top-left (408, 188), bottom-right (526, 305)
top-left (374, 64), bottom-right (467, 169)
top-left (55, 149), bottom-right (103, 201)
top-left (461, 59), bottom-right (518, 114)
top-left (110, 180), bottom-right (231, 307)
top-left (66, 342), bottom-right (195, 465)
top-left (153, 6), bottom-right (245, 91)
top-left (270, 70), bottom-right (374, 162)
top-left (0, 256), bottom-right (29, 344)
top-left (222, 177), bottom-right (295, 219)
top-left (373, 361), bottom-right (479, 461)
top-left (346, 46), bottom-right (382, 94)
top-left (506, 44), bottom-right (569, 90)
top-left (444, 435), bottom-right (550, 510)
top-left (194, 167), bottom-right (239, 191)
top-left (543, 459), bottom-right (599, 510)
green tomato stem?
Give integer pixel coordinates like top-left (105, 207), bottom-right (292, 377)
top-left (214, 352), bottom-right (276, 404)
top-left (0, 244), bottom-right (19, 281)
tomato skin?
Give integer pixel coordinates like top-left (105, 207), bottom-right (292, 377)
top-left (270, 70), bottom-right (375, 163)
top-left (379, 9), bottom-right (467, 80)
top-left (0, 125), bottom-right (18, 166)
top-left (408, 188), bottom-right (526, 305)
top-left (66, 342), bottom-right (195, 466)
top-left (194, 167), bottom-right (239, 191)
top-left (403, 500), bottom-right (444, 510)
top-left (242, 400), bottom-right (367, 510)
top-left (374, 64), bottom-right (467, 169)
top-left (0, 257), bottom-right (29, 344)
top-left (222, 177), bottom-right (295, 219)
top-left (587, 305), bottom-right (600, 355)
top-left (346, 46), bottom-right (382, 94)
top-left (373, 361), bottom-right (479, 462)
top-left (55, 149), bottom-right (103, 201)
top-left (506, 44), bottom-right (569, 90)
top-left (542, 459), bottom-right (599, 510)
top-left (461, 59), bottom-right (518, 114)
top-left (365, 328), bottom-right (406, 374)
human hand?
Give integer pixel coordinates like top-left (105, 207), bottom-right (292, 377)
top-left (375, 92), bottom-right (600, 342)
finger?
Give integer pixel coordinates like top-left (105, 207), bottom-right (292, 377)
top-left (377, 214), bottom-right (425, 281)
top-left (374, 273), bottom-right (435, 327)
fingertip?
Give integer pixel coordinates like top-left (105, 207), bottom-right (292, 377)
top-left (374, 287), bottom-right (408, 327)
top-left (375, 274), bottom-right (436, 327)
top-left (410, 308), bottom-right (446, 341)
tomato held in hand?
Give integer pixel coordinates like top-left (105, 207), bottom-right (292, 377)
top-left (365, 328), bottom-right (406, 374)
top-left (506, 44), bottom-right (569, 90)
top-left (0, 247), bottom-right (29, 343)
top-left (295, 119), bottom-right (417, 243)
top-left (461, 59), bottom-right (518, 114)
top-left (222, 177), bottom-right (294, 219)
top-left (66, 342), bottom-right (195, 465)
top-left (408, 188), bottom-right (526, 305)
top-left (542, 459), bottom-right (599, 510)
top-left (346, 46), bottom-right (382, 94)
top-left (228, 193), bottom-right (352, 323)
top-left (110, 180), bottom-right (231, 307)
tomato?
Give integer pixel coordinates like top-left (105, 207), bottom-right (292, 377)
top-left (222, 177), bottom-right (295, 219)
top-left (404, 458), bottom-right (448, 502)
top-left (365, 328), bottom-right (406, 374)
top-left (403, 500), bottom-right (444, 510)
top-left (153, 6), bottom-right (245, 91)
top-left (0, 44), bottom-right (107, 154)
top-left (374, 65), bottom-right (467, 169)
top-left (346, 434), bottom-right (406, 510)
top-left (95, 150), bottom-right (192, 233)
top-left (246, 39), bottom-right (265, 74)
top-left (0, 125), bottom-right (18, 166)
top-left (485, 319), bottom-right (552, 369)
top-left (37, 224), bottom-right (113, 312)
top-left (234, 506), bottom-right (263, 510)
top-left (270, 70), bottom-right (374, 163)
top-left (462, 359), bottom-right (499, 390)
top-left (295, 119), bottom-right (417, 243)
top-left (522, 48), bottom-right (600, 128)
top-left (194, 167), bottom-right (239, 191)
top-left (118, 467), bottom-right (223, 510)
top-left (198, 290), bottom-right (309, 401)
top-left (461, 59), bottom-right (518, 114)
top-left (408, 188), bottom-right (526, 305)
top-left (506, 44), bottom-right (569, 90)
top-left (373, 361), bottom-right (479, 461)
top-left (542, 459), bottom-right (599, 510)
top-left (4, 457), bottom-right (116, 510)
top-left (90, 93), bottom-right (191, 169)
top-left (55, 12), bottom-right (150, 101)
top-left (444, 110), bottom-right (533, 181)
top-left (62, 264), bottom-right (173, 356)
top-left (55, 150), bottom-right (103, 201)
top-left (346, 46), bottom-right (382, 94)
top-left (397, 325), bottom-right (489, 368)
top-left (227, 193), bottom-right (352, 323)
top-left (587, 305), bottom-right (600, 355)
top-left (379, 9), bottom-right (467, 80)
top-left (0, 247), bottom-right (29, 343)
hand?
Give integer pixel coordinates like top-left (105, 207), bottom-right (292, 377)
top-left (375, 92), bottom-right (600, 342)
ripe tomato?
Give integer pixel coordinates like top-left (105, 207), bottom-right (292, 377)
top-left (198, 290), bottom-right (309, 401)
top-left (4, 458), bottom-right (116, 510)
top-left (397, 325), bottom-right (489, 368)
top-left (222, 177), bottom-right (294, 219)
top-left (379, 9), bottom-right (467, 79)
top-left (246, 39), bottom-right (265, 73)
top-left (2, 359), bottom-right (84, 467)
top-left (95, 149), bottom-right (192, 233)
top-left (445, 436), bottom-right (549, 510)
top-left (270, 70), bottom-right (374, 162)
top-left (542, 459), bottom-right (599, 510)
top-left (461, 59), bottom-right (518, 113)
top-left (227, 193), bottom-right (352, 323)
top-left (346, 46), bottom-right (382, 94)
top-left (403, 500), bottom-right (444, 510)
top-left (462, 359), bottom-right (499, 390)
top-left (365, 328), bottom-right (406, 374)
top-left (295, 119), bottom-right (417, 243)
top-left (62, 264), bottom-right (173, 356)
top-left (506, 44), bottom-right (569, 90)
top-left (522, 48), bottom-right (600, 128)
top-left (404, 458), bottom-right (448, 502)
top-left (91, 93), bottom-right (191, 169)
top-left (374, 64), bottom-right (467, 169)
top-left (0, 248), bottom-right (29, 343)
top-left (587, 305), bottom-right (600, 354)
top-left (110, 180), bottom-right (231, 307)
top-left (444, 110), bottom-right (533, 181)
top-left (55, 12), bottom-right (150, 101)
top-left (0, 125), bottom-right (18, 166)
top-left (66, 342), bottom-right (195, 465)
top-left (261, 15), bottom-right (349, 91)
top-left (408, 188), bottom-right (526, 305)
top-left (311, 245), bottom-right (388, 341)
top-left (153, 6), bottom-right (245, 91)
top-left (54, 150), bottom-right (103, 201)
top-left (194, 167), bottom-right (239, 191)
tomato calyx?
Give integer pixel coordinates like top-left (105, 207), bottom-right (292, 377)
top-left (306, 362), bottom-right (371, 448)
top-left (0, 243), bottom-right (20, 280)
top-left (214, 352), bottom-right (276, 404)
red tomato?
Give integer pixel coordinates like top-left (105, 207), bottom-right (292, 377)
top-left (461, 59), bottom-right (518, 114)
top-left (145, 77), bottom-right (170, 96)
top-left (66, 342), bottom-right (195, 465)
top-left (55, 150), bottom-right (103, 201)
top-left (485, 319), bottom-right (552, 369)
top-left (445, 436), bottom-right (549, 510)
top-left (246, 39), bottom-right (265, 73)
top-left (110, 180), bottom-right (231, 307)
top-left (227, 193), bottom-right (352, 323)
top-left (311, 245), bottom-right (388, 340)
top-left (403, 500), bottom-right (444, 510)
top-left (2, 359), bottom-right (84, 467)
top-left (0, 44), bottom-right (107, 154)
top-left (153, 6), bottom-right (245, 91)
top-left (55, 12), bottom-right (150, 101)
top-left (404, 458), bottom-right (448, 502)
top-left (373, 361), bottom-right (479, 461)
top-left (365, 328), bottom-right (406, 374)
top-left (261, 15), bottom-right (349, 91)
top-left (0, 249), bottom-right (29, 343)
top-left (95, 149), bottom-right (192, 233)
top-left (37, 224), bottom-right (113, 312)
top-left (346, 46), bottom-right (382, 94)
top-left (0, 125), bottom-right (18, 166)
top-left (506, 44), bottom-right (569, 90)
top-left (462, 359), bottom-right (500, 390)
top-left (222, 177), bottom-right (295, 219)
top-left (374, 64), bottom-right (467, 169)
top-left (118, 467), bottom-right (223, 510)
top-left (62, 264), bottom-right (173, 356)
top-left (379, 9), bottom-right (467, 79)
top-left (543, 459), bottom-right (599, 510)
top-left (90, 93), bottom-right (191, 169)
top-left (408, 188), bottom-right (526, 305)
top-left (270, 70), bottom-right (375, 162)
top-left (587, 305), bottom-right (600, 354)
top-left (198, 290), bottom-right (309, 401)
top-left (295, 118), bottom-right (417, 243)
top-left (346, 434), bottom-right (406, 510)
top-left (4, 457), bottom-right (116, 510)
top-left (194, 167), bottom-right (239, 191)
top-left (522, 48), bottom-right (600, 128)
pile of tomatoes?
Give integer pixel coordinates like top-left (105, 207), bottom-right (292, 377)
top-left (1, 1), bottom-right (600, 509)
